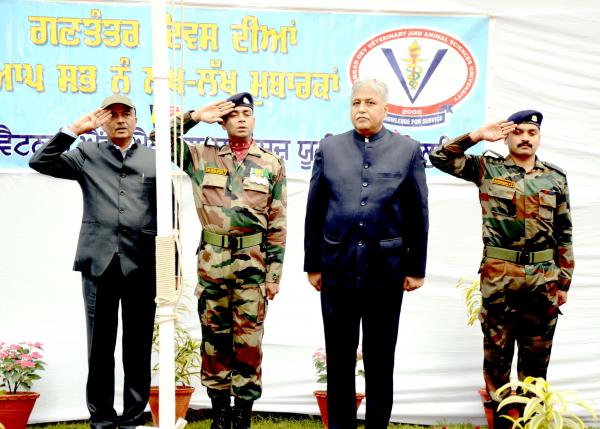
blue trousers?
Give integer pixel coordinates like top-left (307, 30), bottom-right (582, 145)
top-left (321, 284), bottom-right (404, 429)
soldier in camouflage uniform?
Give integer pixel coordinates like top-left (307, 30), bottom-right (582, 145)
top-left (429, 110), bottom-right (573, 429)
top-left (154, 93), bottom-right (286, 429)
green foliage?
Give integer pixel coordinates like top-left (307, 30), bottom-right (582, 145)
top-left (0, 342), bottom-right (45, 393)
top-left (152, 323), bottom-right (202, 387)
top-left (497, 376), bottom-right (597, 429)
top-left (455, 276), bottom-right (482, 326)
top-left (312, 347), bottom-right (364, 384)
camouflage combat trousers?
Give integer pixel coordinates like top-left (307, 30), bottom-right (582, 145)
top-left (196, 242), bottom-right (268, 401)
top-left (479, 257), bottom-right (560, 399)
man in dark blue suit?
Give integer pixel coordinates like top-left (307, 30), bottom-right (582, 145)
top-left (304, 79), bottom-right (429, 429)
top-left (29, 95), bottom-right (157, 429)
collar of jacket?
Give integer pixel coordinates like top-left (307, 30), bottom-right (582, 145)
top-left (353, 127), bottom-right (387, 143)
top-left (218, 140), bottom-right (261, 158)
top-left (106, 140), bottom-right (138, 155)
top-left (503, 154), bottom-right (544, 171)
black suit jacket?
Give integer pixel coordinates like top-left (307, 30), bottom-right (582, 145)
top-left (304, 127), bottom-right (428, 289)
top-left (29, 131), bottom-right (157, 277)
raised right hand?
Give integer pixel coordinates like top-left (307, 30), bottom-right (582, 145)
top-left (191, 100), bottom-right (235, 124)
top-left (469, 120), bottom-right (516, 143)
top-left (68, 109), bottom-right (112, 136)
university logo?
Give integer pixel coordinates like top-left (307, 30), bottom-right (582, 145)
top-left (349, 28), bottom-right (477, 127)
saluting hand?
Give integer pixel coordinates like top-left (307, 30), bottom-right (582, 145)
top-left (191, 100), bottom-right (235, 124)
top-left (68, 109), bottom-right (112, 136)
top-left (469, 120), bottom-right (516, 143)
top-left (404, 276), bottom-right (424, 292)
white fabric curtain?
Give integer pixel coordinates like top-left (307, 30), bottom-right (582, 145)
top-left (1, 0), bottom-right (599, 424)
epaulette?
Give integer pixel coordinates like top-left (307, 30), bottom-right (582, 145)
top-left (483, 149), bottom-right (503, 159)
top-left (257, 145), bottom-right (285, 167)
top-left (542, 161), bottom-right (567, 176)
top-left (257, 144), bottom-right (278, 157)
top-left (257, 144), bottom-right (273, 155)
top-left (203, 136), bottom-right (220, 147)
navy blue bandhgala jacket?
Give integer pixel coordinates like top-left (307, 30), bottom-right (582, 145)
top-left (304, 127), bottom-right (429, 289)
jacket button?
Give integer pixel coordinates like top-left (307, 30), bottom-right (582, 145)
top-left (120, 173), bottom-right (126, 178)
top-left (362, 182), bottom-right (368, 187)
top-left (119, 209), bottom-right (125, 213)
top-left (359, 221), bottom-right (365, 227)
top-left (358, 241), bottom-right (364, 246)
top-left (119, 190), bottom-right (125, 196)
top-left (363, 164), bottom-right (369, 169)
top-left (360, 201), bottom-right (366, 206)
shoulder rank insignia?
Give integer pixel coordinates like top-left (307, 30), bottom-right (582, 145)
top-left (205, 166), bottom-right (228, 175)
top-left (203, 136), bottom-right (222, 147)
top-left (483, 149), bottom-right (503, 159)
top-left (491, 177), bottom-right (516, 188)
top-left (542, 161), bottom-right (566, 176)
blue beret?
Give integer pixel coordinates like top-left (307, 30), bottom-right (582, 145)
top-left (227, 92), bottom-right (253, 110)
top-left (507, 110), bottom-right (543, 128)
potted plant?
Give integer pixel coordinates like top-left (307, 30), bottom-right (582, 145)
top-left (456, 276), bottom-right (524, 428)
top-left (312, 347), bottom-right (365, 428)
top-left (496, 376), bottom-right (597, 429)
top-left (148, 323), bottom-right (202, 426)
top-left (0, 342), bottom-right (45, 429)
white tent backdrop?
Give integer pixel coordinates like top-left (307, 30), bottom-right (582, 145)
top-left (1, 0), bottom-right (599, 425)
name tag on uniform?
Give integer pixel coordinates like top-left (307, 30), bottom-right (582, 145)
top-left (205, 167), bottom-right (228, 175)
top-left (491, 177), bottom-right (515, 188)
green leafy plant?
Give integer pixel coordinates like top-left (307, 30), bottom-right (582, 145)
top-left (312, 347), bottom-right (365, 384)
top-left (497, 376), bottom-right (597, 429)
top-left (152, 323), bottom-right (201, 387)
top-left (0, 342), bottom-right (45, 394)
top-left (455, 276), bottom-right (482, 326)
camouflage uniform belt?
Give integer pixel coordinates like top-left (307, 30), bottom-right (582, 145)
top-left (202, 230), bottom-right (263, 250)
top-left (484, 246), bottom-right (554, 264)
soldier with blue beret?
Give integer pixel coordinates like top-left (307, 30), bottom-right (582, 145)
top-left (151, 92), bottom-right (287, 429)
top-left (430, 110), bottom-right (573, 429)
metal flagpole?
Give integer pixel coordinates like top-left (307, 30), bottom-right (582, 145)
top-left (148, 1), bottom-right (183, 428)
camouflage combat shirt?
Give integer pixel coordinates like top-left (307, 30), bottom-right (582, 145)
top-left (159, 111), bottom-right (287, 284)
top-left (429, 133), bottom-right (574, 291)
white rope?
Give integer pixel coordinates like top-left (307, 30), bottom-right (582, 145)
top-left (155, 234), bottom-right (180, 312)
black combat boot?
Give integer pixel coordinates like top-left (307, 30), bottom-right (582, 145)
top-left (210, 394), bottom-right (232, 429)
top-left (232, 398), bottom-right (253, 429)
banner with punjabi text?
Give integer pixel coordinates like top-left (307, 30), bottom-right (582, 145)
top-left (0, 1), bottom-right (489, 173)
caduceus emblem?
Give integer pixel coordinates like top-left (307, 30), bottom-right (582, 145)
top-left (403, 40), bottom-right (426, 91)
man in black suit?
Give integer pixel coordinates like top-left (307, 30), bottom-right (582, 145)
top-left (304, 79), bottom-right (429, 429)
top-left (29, 95), bottom-right (157, 429)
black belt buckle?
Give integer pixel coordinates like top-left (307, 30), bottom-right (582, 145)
top-left (518, 250), bottom-right (531, 264)
top-left (230, 236), bottom-right (239, 252)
